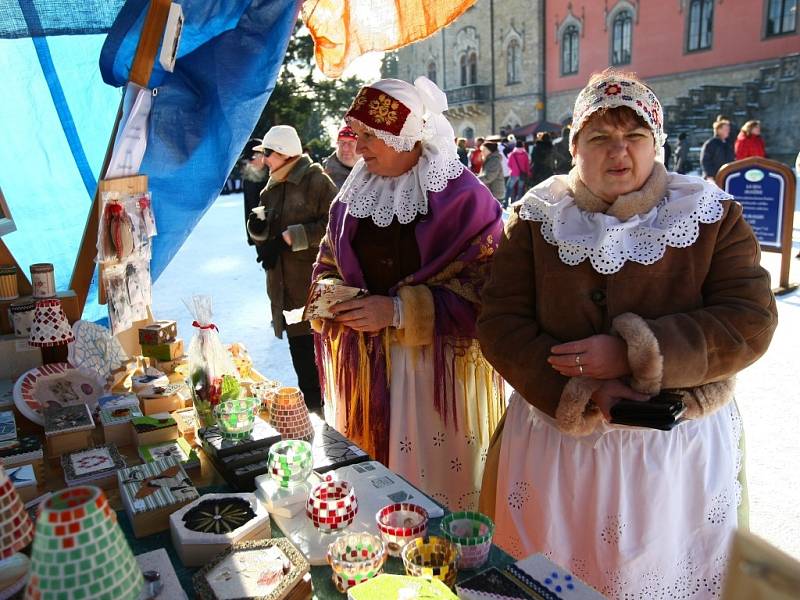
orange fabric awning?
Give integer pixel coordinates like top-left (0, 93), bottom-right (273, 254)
top-left (302, 0), bottom-right (475, 78)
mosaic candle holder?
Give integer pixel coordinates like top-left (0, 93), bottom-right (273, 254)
top-left (24, 486), bottom-right (143, 600)
top-left (249, 379), bottom-right (281, 415)
top-left (270, 387), bottom-right (314, 442)
top-left (28, 299), bottom-right (74, 348)
top-left (0, 463), bottom-right (34, 560)
top-left (401, 535), bottom-right (459, 588)
top-left (306, 476), bottom-right (357, 533)
top-left (375, 502), bottom-right (429, 557)
top-left (267, 440), bottom-right (313, 489)
top-left (439, 511), bottom-right (495, 570)
top-left (214, 397), bottom-right (258, 440)
top-left (327, 532), bottom-right (386, 592)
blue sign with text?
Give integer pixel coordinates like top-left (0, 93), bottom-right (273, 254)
top-left (723, 166), bottom-right (786, 248)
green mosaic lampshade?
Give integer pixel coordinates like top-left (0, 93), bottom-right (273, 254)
top-left (24, 486), bottom-right (143, 600)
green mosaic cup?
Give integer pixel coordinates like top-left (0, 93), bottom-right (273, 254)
top-left (267, 440), bottom-right (313, 488)
top-left (214, 397), bottom-right (258, 440)
top-left (439, 510), bottom-right (495, 570)
top-left (327, 532), bottom-right (386, 593)
top-left (25, 486), bottom-right (143, 600)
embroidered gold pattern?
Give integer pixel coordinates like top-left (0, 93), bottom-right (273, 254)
top-left (368, 94), bottom-right (400, 125)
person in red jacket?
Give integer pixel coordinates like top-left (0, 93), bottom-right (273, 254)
top-left (469, 136), bottom-right (485, 174)
top-left (734, 120), bottom-right (766, 160)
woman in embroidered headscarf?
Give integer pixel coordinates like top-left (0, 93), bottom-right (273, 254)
top-left (312, 77), bottom-right (505, 511)
top-left (477, 69), bottom-right (777, 597)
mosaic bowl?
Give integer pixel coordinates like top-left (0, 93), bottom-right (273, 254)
top-left (326, 532), bottom-right (386, 592)
top-left (306, 477), bottom-right (357, 533)
top-left (375, 502), bottom-right (429, 557)
top-left (401, 535), bottom-right (459, 587)
top-left (267, 440), bottom-right (313, 488)
top-left (439, 510), bottom-right (495, 569)
top-left (214, 397), bottom-right (258, 440)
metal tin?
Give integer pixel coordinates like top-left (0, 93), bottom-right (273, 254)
top-left (29, 263), bottom-right (56, 298)
top-left (9, 299), bottom-right (35, 338)
top-left (0, 265), bottom-right (18, 300)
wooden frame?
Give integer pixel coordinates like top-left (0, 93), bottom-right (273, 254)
top-left (716, 156), bottom-right (797, 294)
top-left (0, 188), bottom-right (16, 237)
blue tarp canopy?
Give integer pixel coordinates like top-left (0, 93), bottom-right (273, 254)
top-left (1, 0), bottom-right (299, 319)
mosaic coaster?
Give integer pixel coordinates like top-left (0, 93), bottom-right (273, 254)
top-left (193, 539), bottom-right (310, 600)
top-left (401, 535), bottom-right (459, 588)
top-left (25, 486), bottom-right (143, 600)
top-left (306, 477), bottom-right (358, 533)
top-left (138, 438), bottom-right (200, 471)
top-left (118, 458), bottom-right (198, 538)
top-left (61, 444), bottom-right (126, 487)
top-left (43, 403), bottom-right (94, 436)
top-left (439, 511), bottom-right (495, 570)
top-left (376, 502), bottom-right (429, 557)
top-left (0, 462), bottom-right (34, 560)
top-left (327, 532), bottom-right (386, 592)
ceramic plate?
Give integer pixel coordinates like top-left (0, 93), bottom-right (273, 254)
top-left (13, 363), bottom-right (105, 426)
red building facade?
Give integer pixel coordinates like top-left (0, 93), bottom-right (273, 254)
top-left (546, 0), bottom-right (800, 126)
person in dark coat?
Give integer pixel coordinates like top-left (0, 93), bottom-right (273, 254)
top-left (662, 138), bottom-right (673, 170)
top-left (323, 125), bottom-right (360, 189)
top-left (552, 125), bottom-right (572, 174)
top-left (674, 132), bottom-right (691, 174)
top-left (247, 125), bottom-right (338, 412)
top-left (530, 132), bottom-right (556, 186)
top-left (241, 138), bottom-right (269, 254)
top-left (700, 118), bottom-right (735, 180)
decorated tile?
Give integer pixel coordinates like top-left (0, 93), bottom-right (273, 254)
top-left (139, 438), bottom-right (200, 470)
top-left (311, 417), bottom-right (369, 473)
top-left (13, 362), bottom-right (104, 425)
top-left (199, 416), bottom-right (280, 458)
top-left (98, 393), bottom-right (141, 412)
top-left (0, 410), bottom-right (16, 444)
top-left (7, 464), bottom-right (37, 489)
top-left (118, 457), bottom-right (198, 516)
top-left (43, 403), bottom-right (95, 436)
top-left (0, 435), bottom-right (43, 466)
top-left (100, 405), bottom-right (143, 426)
top-left (62, 443), bottom-right (126, 485)
top-left (193, 539), bottom-right (310, 600)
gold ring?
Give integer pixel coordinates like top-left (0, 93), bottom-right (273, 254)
top-left (578, 364), bottom-right (584, 375)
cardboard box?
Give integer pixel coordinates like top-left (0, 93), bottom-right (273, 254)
top-left (140, 338), bottom-right (183, 361)
top-left (138, 320), bottom-right (178, 346)
top-left (172, 407), bottom-right (198, 445)
top-left (132, 414), bottom-right (179, 447)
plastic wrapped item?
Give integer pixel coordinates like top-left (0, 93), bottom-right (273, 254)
top-left (103, 264), bottom-right (133, 335)
top-left (183, 295), bottom-right (240, 427)
top-left (97, 192), bottom-right (156, 265)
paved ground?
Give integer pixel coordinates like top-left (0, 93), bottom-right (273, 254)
top-left (153, 191), bottom-right (800, 560)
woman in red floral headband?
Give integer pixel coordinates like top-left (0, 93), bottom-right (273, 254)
top-left (478, 69), bottom-right (777, 597)
top-left (310, 77), bottom-right (505, 512)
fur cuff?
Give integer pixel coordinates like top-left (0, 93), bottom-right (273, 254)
top-left (675, 378), bottom-right (736, 419)
top-left (612, 312), bottom-right (663, 395)
top-left (287, 224), bottom-right (309, 252)
top-left (394, 285), bottom-right (434, 347)
top-left (555, 377), bottom-right (604, 436)
top-left (247, 215), bottom-right (270, 243)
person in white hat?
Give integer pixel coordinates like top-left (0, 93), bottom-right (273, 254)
top-left (311, 77), bottom-right (505, 512)
top-left (246, 124), bottom-right (337, 413)
top-left (477, 68), bottom-right (777, 597)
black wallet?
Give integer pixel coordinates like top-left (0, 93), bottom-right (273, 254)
top-left (609, 391), bottom-right (686, 430)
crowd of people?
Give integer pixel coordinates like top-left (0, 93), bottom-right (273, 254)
top-left (240, 69), bottom-right (777, 598)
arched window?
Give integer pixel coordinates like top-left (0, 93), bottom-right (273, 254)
top-left (468, 52), bottom-right (478, 84)
top-left (460, 54), bottom-right (467, 87)
top-left (611, 10), bottom-right (632, 65)
top-left (766, 0), bottom-right (797, 36)
top-left (427, 61), bottom-right (437, 84)
top-left (561, 25), bottom-right (579, 76)
top-left (507, 39), bottom-right (521, 84)
top-left (687, 0), bottom-right (713, 51)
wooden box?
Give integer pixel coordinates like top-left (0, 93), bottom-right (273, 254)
top-left (132, 414), bottom-right (178, 447)
top-left (43, 404), bottom-right (95, 459)
top-left (140, 383), bottom-right (185, 415)
top-left (171, 407), bottom-right (199, 445)
top-left (138, 320), bottom-right (177, 346)
top-left (139, 437), bottom-right (200, 472)
top-left (100, 405), bottom-right (142, 447)
top-left (0, 435), bottom-right (45, 481)
top-left (170, 493), bottom-right (271, 567)
top-left (61, 444), bottom-right (126, 489)
top-left (7, 464), bottom-right (38, 503)
top-left (118, 457), bottom-right (199, 538)
top-left (140, 338), bottom-right (184, 362)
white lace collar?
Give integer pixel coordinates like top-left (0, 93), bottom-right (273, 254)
top-left (518, 172), bottom-right (729, 274)
top-left (336, 140), bottom-right (465, 227)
